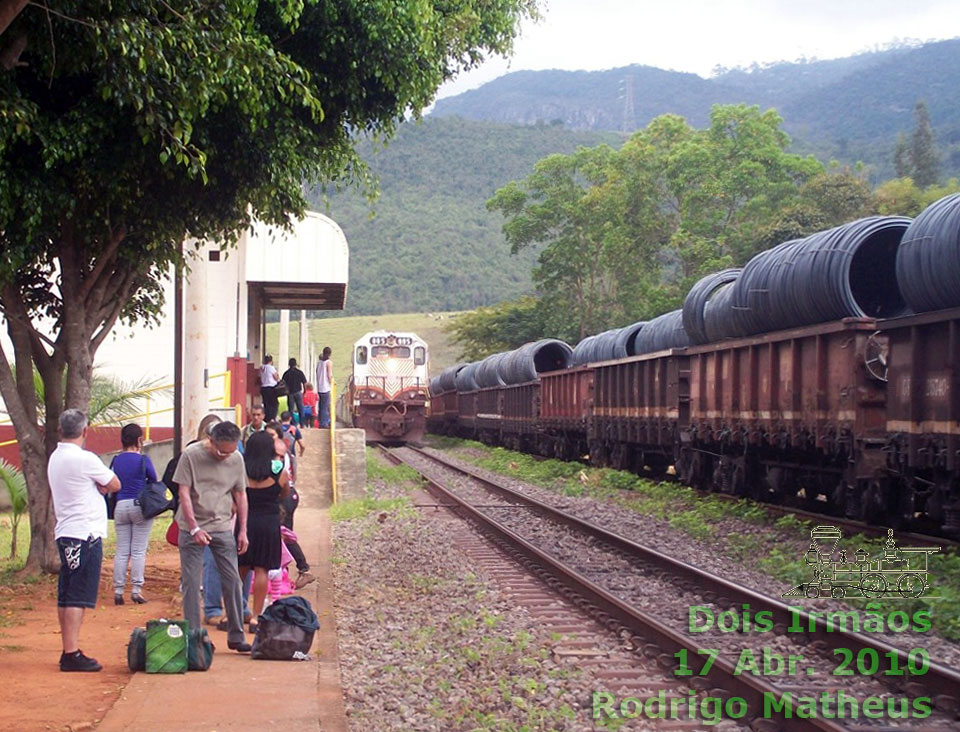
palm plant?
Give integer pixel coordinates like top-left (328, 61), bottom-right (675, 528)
top-left (0, 459), bottom-right (27, 559)
top-left (4, 369), bottom-right (170, 426)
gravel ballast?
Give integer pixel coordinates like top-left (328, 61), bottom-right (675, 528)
top-left (422, 445), bottom-right (960, 673)
top-left (333, 476), bottom-right (637, 732)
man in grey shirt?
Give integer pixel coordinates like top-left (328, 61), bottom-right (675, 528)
top-left (173, 421), bottom-right (251, 652)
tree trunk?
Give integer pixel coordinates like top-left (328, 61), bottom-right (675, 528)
top-left (0, 0), bottom-right (28, 37)
top-left (21, 440), bottom-right (58, 573)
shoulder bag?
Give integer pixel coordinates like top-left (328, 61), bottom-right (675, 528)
top-left (105, 456), bottom-right (118, 520)
top-left (136, 455), bottom-right (174, 519)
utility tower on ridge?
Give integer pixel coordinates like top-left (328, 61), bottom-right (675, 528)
top-left (621, 73), bottom-right (636, 133)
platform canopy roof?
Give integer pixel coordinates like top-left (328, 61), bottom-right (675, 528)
top-left (245, 211), bottom-right (349, 310)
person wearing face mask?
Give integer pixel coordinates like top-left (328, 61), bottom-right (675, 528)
top-left (110, 423), bottom-right (157, 606)
top-left (237, 431), bottom-right (290, 630)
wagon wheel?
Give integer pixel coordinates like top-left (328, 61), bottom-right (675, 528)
top-left (897, 572), bottom-right (926, 598)
top-left (864, 331), bottom-right (888, 383)
top-left (860, 572), bottom-right (888, 598)
top-left (831, 585), bottom-right (846, 599)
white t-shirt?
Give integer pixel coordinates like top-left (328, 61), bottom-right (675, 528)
top-left (260, 363), bottom-right (279, 387)
top-left (48, 442), bottom-right (117, 540)
top-left (316, 359), bottom-right (332, 394)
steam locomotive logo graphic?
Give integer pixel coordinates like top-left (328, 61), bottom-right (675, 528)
top-left (782, 526), bottom-right (939, 600)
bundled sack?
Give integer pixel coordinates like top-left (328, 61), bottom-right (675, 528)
top-left (128, 623), bottom-right (214, 672)
top-left (251, 596), bottom-right (319, 661)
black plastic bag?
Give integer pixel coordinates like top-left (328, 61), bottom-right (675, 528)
top-left (250, 619), bottom-right (315, 660)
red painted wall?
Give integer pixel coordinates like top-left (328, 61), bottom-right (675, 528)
top-left (0, 426), bottom-right (174, 468)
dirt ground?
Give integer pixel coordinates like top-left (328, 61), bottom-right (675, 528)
top-left (0, 539), bottom-right (182, 732)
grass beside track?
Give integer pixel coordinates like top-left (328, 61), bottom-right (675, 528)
top-left (430, 437), bottom-right (960, 642)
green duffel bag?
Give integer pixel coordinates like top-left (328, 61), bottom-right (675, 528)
top-left (188, 627), bottom-right (215, 671)
top-left (127, 623), bottom-right (214, 672)
top-left (127, 627), bottom-right (146, 672)
top-left (146, 619), bottom-right (188, 674)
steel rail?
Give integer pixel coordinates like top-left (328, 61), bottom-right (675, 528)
top-left (382, 444), bottom-right (850, 732)
top-left (391, 444), bottom-right (960, 709)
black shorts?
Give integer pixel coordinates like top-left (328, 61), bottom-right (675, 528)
top-left (57, 537), bottom-right (103, 609)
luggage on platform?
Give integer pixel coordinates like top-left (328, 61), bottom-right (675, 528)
top-left (250, 597), bottom-right (319, 660)
top-left (146, 619), bottom-right (188, 674)
top-left (128, 622), bottom-right (214, 672)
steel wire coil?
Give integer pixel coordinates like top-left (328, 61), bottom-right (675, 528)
top-left (633, 309), bottom-right (692, 354)
top-left (615, 320), bottom-right (647, 357)
top-left (475, 351), bottom-right (510, 388)
top-left (683, 268), bottom-right (742, 344)
top-left (454, 362), bottom-right (481, 392)
top-left (725, 217), bottom-right (910, 338)
top-left (500, 339), bottom-right (574, 385)
top-left (437, 363), bottom-right (468, 393)
top-left (896, 193), bottom-right (960, 313)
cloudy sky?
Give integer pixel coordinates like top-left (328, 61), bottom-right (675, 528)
top-left (435, 0), bottom-right (960, 99)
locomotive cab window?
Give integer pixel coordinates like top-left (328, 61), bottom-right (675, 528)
top-left (372, 346), bottom-right (410, 358)
top-left (356, 346), bottom-right (368, 365)
top-left (414, 346), bottom-right (426, 365)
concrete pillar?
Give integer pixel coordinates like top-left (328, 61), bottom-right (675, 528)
top-left (279, 309), bottom-right (290, 373)
top-left (299, 310), bottom-right (309, 365)
top-left (182, 250), bottom-right (208, 443)
top-left (247, 286), bottom-right (262, 367)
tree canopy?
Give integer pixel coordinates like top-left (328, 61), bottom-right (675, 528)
top-left (0, 0), bottom-right (538, 571)
top-left (484, 105), bottom-right (826, 342)
top-left (462, 104), bottom-right (960, 354)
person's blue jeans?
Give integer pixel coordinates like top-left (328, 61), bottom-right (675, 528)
top-left (319, 391), bottom-right (331, 428)
top-left (203, 546), bottom-right (251, 620)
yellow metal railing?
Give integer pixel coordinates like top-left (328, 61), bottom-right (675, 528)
top-left (0, 371), bottom-right (232, 448)
top-left (330, 379), bottom-right (338, 504)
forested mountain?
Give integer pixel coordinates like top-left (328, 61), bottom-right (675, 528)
top-left (311, 118), bottom-right (621, 315)
top-left (432, 39), bottom-right (960, 178)
top-left (313, 40), bottom-right (960, 318)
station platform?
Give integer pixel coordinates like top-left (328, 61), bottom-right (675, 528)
top-left (96, 429), bottom-right (349, 732)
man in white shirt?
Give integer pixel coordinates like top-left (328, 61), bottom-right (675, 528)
top-left (47, 409), bottom-right (120, 672)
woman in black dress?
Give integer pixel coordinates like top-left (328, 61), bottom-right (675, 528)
top-left (238, 431), bottom-right (289, 630)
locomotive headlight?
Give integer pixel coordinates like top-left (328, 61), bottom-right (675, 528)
top-left (386, 358), bottom-right (398, 373)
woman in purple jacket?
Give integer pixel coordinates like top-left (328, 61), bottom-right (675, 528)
top-left (111, 424), bottom-right (158, 604)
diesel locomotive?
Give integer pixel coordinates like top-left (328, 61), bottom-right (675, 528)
top-left (344, 331), bottom-right (429, 443)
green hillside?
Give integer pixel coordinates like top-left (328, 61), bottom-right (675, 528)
top-left (265, 312), bottom-right (462, 388)
top-left (308, 117), bottom-right (622, 316)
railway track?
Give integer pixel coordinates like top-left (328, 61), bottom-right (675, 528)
top-left (435, 436), bottom-right (959, 550)
top-left (382, 444), bottom-right (960, 731)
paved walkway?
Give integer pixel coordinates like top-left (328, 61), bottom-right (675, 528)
top-left (97, 430), bottom-right (348, 732)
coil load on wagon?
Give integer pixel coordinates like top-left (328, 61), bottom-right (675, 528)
top-left (719, 217), bottom-right (911, 339)
top-left (896, 193), bottom-right (960, 313)
top-left (455, 361), bottom-right (481, 392)
top-left (683, 268), bottom-right (741, 345)
top-left (570, 321), bottom-right (647, 365)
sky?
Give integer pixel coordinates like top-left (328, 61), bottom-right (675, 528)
top-left (434, 0), bottom-right (960, 100)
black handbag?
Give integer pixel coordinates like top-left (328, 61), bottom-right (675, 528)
top-left (135, 455), bottom-right (174, 519)
top-left (105, 456), bottom-right (118, 520)
top-left (274, 379), bottom-right (289, 397)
